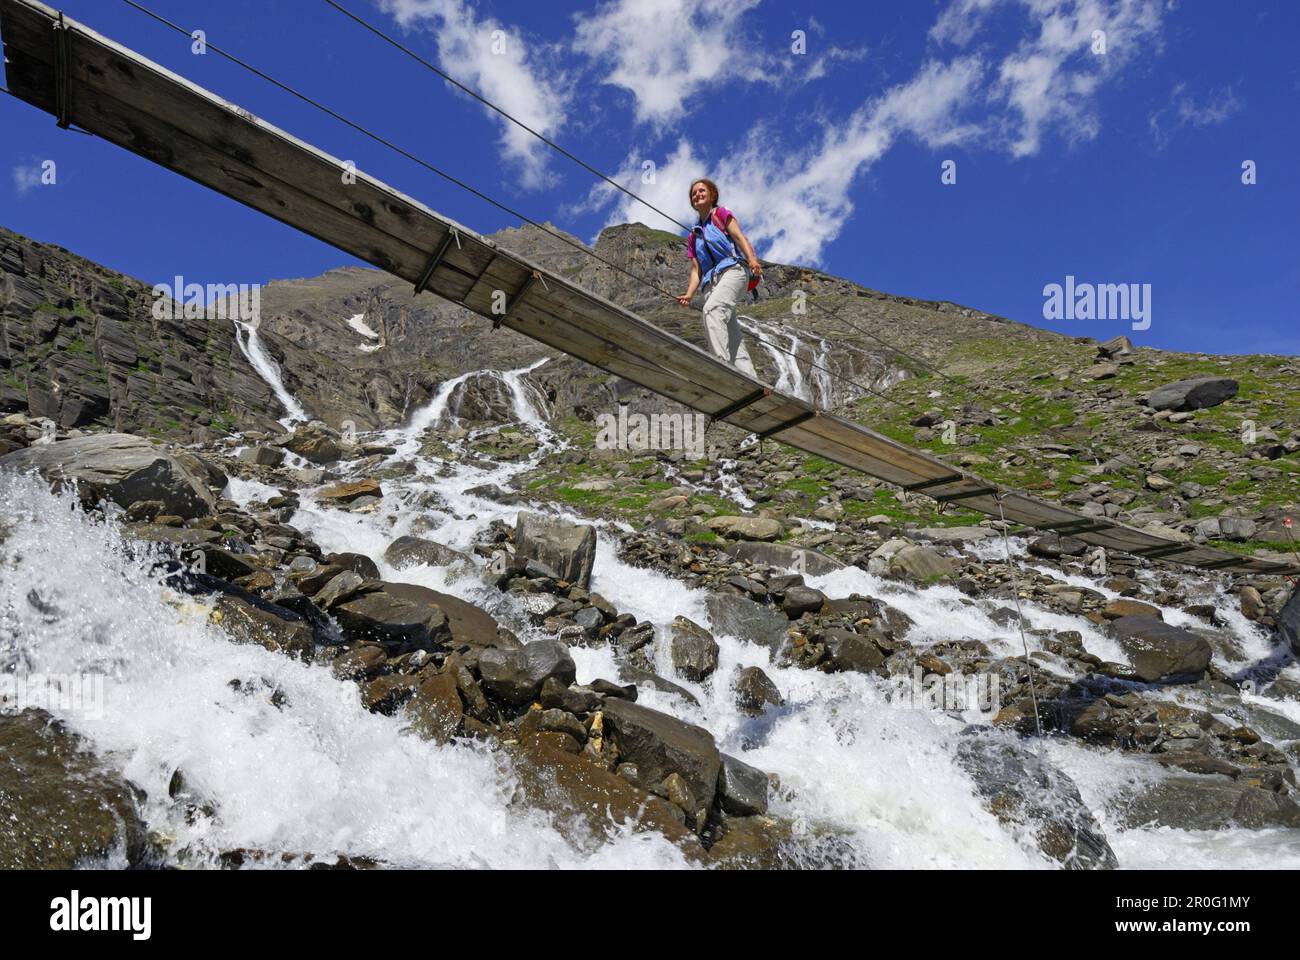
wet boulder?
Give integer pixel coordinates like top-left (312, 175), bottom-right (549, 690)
top-left (1028, 536), bottom-right (1088, 559)
top-left (954, 730), bottom-right (1117, 870)
top-left (782, 585), bottom-right (826, 618)
top-left (514, 512), bottom-right (596, 588)
top-left (706, 592), bottom-right (790, 655)
top-left (318, 479), bottom-right (381, 504)
top-left (725, 540), bottom-right (845, 575)
top-left (0, 432), bottom-right (215, 518)
top-left (718, 753), bottom-right (769, 816)
top-left (821, 629), bottom-right (886, 674)
top-left (734, 666), bottom-right (784, 716)
top-left (704, 515), bottom-right (783, 542)
top-left (212, 591), bottom-right (316, 660)
top-left (0, 711), bottom-right (151, 868)
top-left (281, 421), bottom-right (343, 464)
top-left (383, 535), bottom-right (473, 572)
top-left (330, 584), bottom-right (457, 653)
top-left (888, 544), bottom-right (957, 581)
top-left (509, 738), bottom-right (701, 857)
top-left (668, 616), bottom-right (720, 682)
top-left (1119, 775), bottom-right (1300, 831)
top-left (1108, 616), bottom-right (1213, 683)
top-left (478, 639), bottom-right (576, 707)
top-left (602, 698), bottom-right (722, 815)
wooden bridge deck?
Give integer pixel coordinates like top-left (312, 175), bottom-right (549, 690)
top-left (3, 0), bottom-right (1294, 576)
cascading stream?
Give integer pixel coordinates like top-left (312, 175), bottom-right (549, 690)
top-left (232, 319), bottom-right (310, 428)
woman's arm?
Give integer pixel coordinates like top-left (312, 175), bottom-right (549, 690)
top-left (677, 259), bottom-right (701, 306)
top-left (726, 218), bottom-right (763, 278)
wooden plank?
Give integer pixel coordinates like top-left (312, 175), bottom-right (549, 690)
top-left (5, 3), bottom-right (500, 286)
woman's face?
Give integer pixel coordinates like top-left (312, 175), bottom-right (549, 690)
top-left (690, 182), bottom-right (712, 213)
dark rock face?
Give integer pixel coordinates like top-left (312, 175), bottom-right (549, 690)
top-left (1108, 616), bottom-right (1213, 682)
top-left (0, 711), bottom-right (152, 868)
top-left (1147, 377), bottom-right (1239, 412)
top-left (602, 698), bottom-right (723, 814)
top-left (0, 226), bottom-right (298, 438)
top-left (0, 432), bottom-right (216, 517)
top-left (514, 512), bottom-right (596, 588)
top-left (954, 731), bottom-right (1117, 870)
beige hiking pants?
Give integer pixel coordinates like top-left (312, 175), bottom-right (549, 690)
top-left (701, 264), bottom-right (757, 377)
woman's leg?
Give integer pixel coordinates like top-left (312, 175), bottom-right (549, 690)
top-left (702, 266), bottom-right (758, 377)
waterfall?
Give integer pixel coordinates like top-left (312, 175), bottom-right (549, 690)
top-left (232, 319), bottom-right (310, 428)
top-left (403, 357), bottom-right (551, 440)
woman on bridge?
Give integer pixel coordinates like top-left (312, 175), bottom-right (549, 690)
top-left (676, 178), bottom-right (762, 378)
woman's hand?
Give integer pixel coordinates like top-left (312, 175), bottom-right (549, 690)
top-left (676, 294), bottom-right (693, 307)
top-left (748, 258), bottom-right (763, 279)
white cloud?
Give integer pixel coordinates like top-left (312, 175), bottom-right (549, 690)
top-left (12, 163), bottom-right (43, 196)
top-left (1149, 82), bottom-right (1243, 148)
top-left (932, 0), bottom-right (1167, 157)
top-left (572, 0), bottom-right (764, 128)
top-left (378, 0), bottom-right (570, 189)
top-left (572, 0), bottom-right (853, 130)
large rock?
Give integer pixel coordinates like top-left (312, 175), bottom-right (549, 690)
top-left (703, 515), bottom-right (783, 542)
top-left (211, 591), bottom-right (315, 660)
top-left (718, 753), bottom-right (769, 816)
top-left (733, 666), bottom-right (784, 715)
top-left (668, 617), bottom-right (720, 682)
top-left (331, 594), bottom-right (441, 652)
top-left (514, 512), bottom-right (596, 588)
top-left (725, 540), bottom-right (844, 575)
top-left (0, 711), bottom-right (151, 868)
top-left (954, 730), bottom-right (1117, 870)
top-left (0, 432), bottom-right (215, 518)
top-left (478, 639), bottom-right (576, 707)
top-left (282, 421), bottom-right (343, 464)
top-left (1119, 775), bottom-right (1300, 831)
top-left (602, 698), bottom-right (722, 814)
top-left (781, 585), bottom-right (826, 618)
top-left (383, 535), bottom-right (473, 572)
top-left (821, 629), bottom-right (885, 674)
top-left (889, 544), bottom-right (957, 581)
top-left (318, 479), bottom-right (381, 504)
top-left (1280, 586), bottom-right (1300, 658)
top-left (509, 738), bottom-right (700, 856)
top-left (383, 582), bottom-right (500, 648)
top-left (1147, 377), bottom-right (1239, 412)
top-left (1108, 616), bottom-right (1213, 682)
top-left (706, 592), bottom-right (790, 655)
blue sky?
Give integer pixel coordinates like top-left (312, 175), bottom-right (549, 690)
top-left (2, 0), bottom-right (1297, 355)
